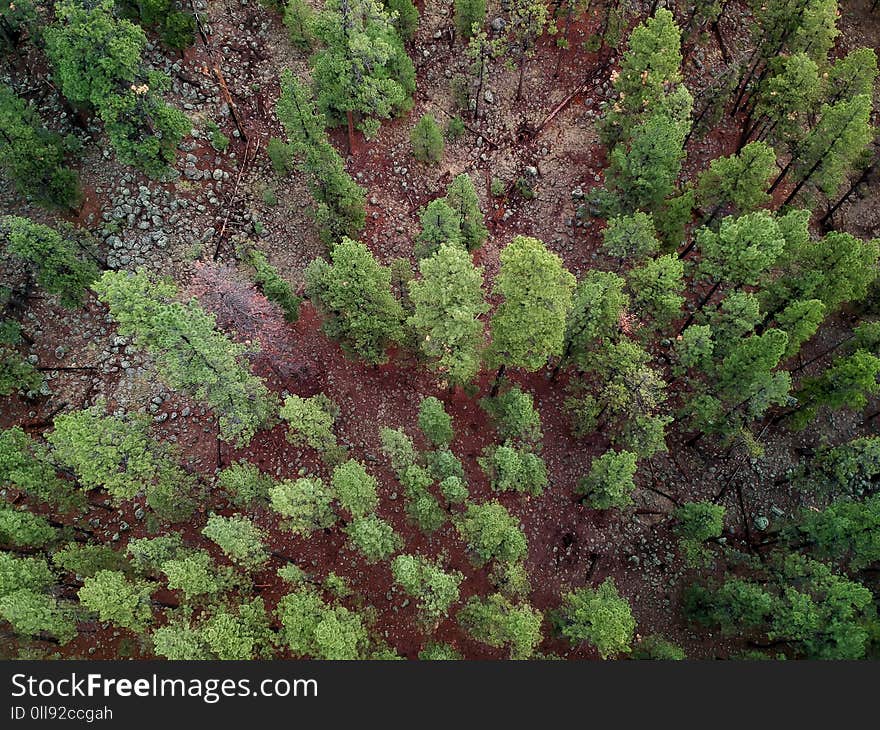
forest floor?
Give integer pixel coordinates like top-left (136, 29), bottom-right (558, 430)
top-left (1, 0), bottom-right (879, 659)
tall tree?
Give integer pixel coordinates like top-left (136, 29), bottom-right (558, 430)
top-left (94, 270), bottom-right (277, 447)
top-left (486, 236), bottom-right (575, 392)
top-left (408, 243), bottom-right (488, 388)
top-left (304, 238), bottom-right (406, 364)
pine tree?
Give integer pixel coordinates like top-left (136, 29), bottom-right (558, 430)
top-left (392, 554), bottom-right (463, 626)
top-left (456, 501), bottom-right (527, 566)
top-left (345, 515), bottom-right (402, 562)
top-left (94, 270), bottom-right (277, 447)
top-left (556, 578), bottom-right (636, 658)
top-left (445, 173), bottom-right (488, 250)
top-left (48, 406), bottom-right (197, 522)
top-left (0, 85), bottom-right (80, 209)
top-left (277, 588), bottom-right (369, 659)
top-left (270, 477), bottom-right (338, 535)
top-left (284, 0), bottom-right (316, 50)
top-left (507, 0), bottom-right (553, 102)
top-left (771, 94), bottom-right (874, 207)
top-left (627, 254), bottom-right (685, 331)
top-left (458, 593), bottom-right (543, 658)
top-left (407, 244), bottom-right (487, 388)
top-left (2, 216), bottom-right (98, 308)
top-left (790, 350), bottom-right (880, 430)
top-left (415, 199), bottom-right (462, 259)
top-left (486, 236), bottom-right (575, 388)
top-left (576, 449), bottom-right (638, 510)
top-left (454, 0), bottom-right (486, 40)
top-left (557, 270), bottom-right (627, 373)
top-left (311, 0), bottom-right (416, 145)
top-left (304, 238), bottom-right (406, 364)
top-left (78, 569), bottom-right (153, 633)
top-left (600, 9), bottom-right (684, 145)
top-left (275, 71), bottom-right (366, 245)
top-left (601, 212), bottom-right (660, 264)
top-left (410, 113), bottom-right (444, 164)
top-left (331, 459), bottom-right (379, 518)
top-left (202, 514), bottom-right (269, 570)
top-left (695, 141), bottom-right (777, 224)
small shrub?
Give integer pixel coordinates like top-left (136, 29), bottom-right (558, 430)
top-left (411, 114), bottom-right (444, 165)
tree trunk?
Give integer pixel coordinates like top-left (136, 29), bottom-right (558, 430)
top-left (490, 364), bottom-right (506, 397)
top-left (346, 110), bottom-right (356, 154)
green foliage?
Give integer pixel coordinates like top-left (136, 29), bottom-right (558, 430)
top-left (392, 554), bottom-right (463, 625)
top-left (78, 569), bottom-right (153, 632)
top-left (415, 199), bottom-right (462, 259)
top-left (52, 542), bottom-right (129, 577)
top-left (280, 394), bottom-right (340, 456)
top-left (311, 0), bottom-right (415, 138)
top-left (243, 248), bottom-right (300, 322)
top-left (48, 406), bottom-right (197, 522)
top-left (686, 554), bottom-right (875, 659)
top-left (577, 449), bottom-right (638, 510)
top-left (270, 476), bottom-right (337, 536)
top-left (417, 396), bottom-right (454, 448)
top-left (673, 501), bottom-right (724, 565)
top-left (762, 229), bottom-right (879, 318)
top-left (478, 444), bottom-right (547, 496)
top-left (631, 635), bottom-right (686, 660)
top-left (267, 136), bottom-right (294, 174)
top-left (45, 1), bottom-right (187, 176)
top-left (454, 0), bottom-right (485, 39)
top-left (627, 254), bottom-right (684, 330)
top-left (284, 0), bottom-right (315, 49)
top-left (0, 85), bottom-right (80, 208)
top-left (0, 588), bottom-right (77, 645)
top-left (384, 0), bottom-right (419, 41)
top-left (600, 9), bottom-right (684, 144)
top-left (345, 514), bottom-right (402, 562)
top-left (332, 459), bottom-right (379, 518)
top-left (305, 238), bottom-right (405, 364)
top-left (480, 386), bottom-right (543, 448)
top-left (419, 642), bottom-right (462, 660)
top-left (775, 299), bottom-right (825, 358)
top-left (458, 593), bottom-right (543, 659)
top-left (2, 216), bottom-right (98, 308)
top-left (696, 141), bottom-right (777, 218)
top-left (0, 428), bottom-right (84, 513)
top-left (601, 212), bottom-right (660, 262)
top-left (94, 270), bottom-right (276, 447)
top-left (411, 114), bottom-right (444, 164)
top-left (557, 578), bottom-right (636, 658)
top-left (446, 115), bottom-right (466, 140)
top-left (205, 121), bottom-right (230, 152)
top-left (125, 534), bottom-right (185, 575)
top-left (408, 243), bottom-right (488, 387)
top-left (277, 588), bottom-right (369, 659)
top-left (202, 514), bottom-right (269, 570)
top-left (275, 71), bottom-right (366, 244)
top-left (456, 501), bottom-right (527, 565)
top-left (566, 339), bottom-right (670, 457)
top-left (218, 461), bottom-right (275, 508)
top-left (794, 493), bottom-right (880, 570)
top-left (560, 270), bottom-right (628, 368)
top-left (791, 350), bottom-right (880, 430)
top-left (445, 173), bottom-right (487, 250)
top-left (161, 550), bottom-right (233, 602)
top-left (439, 475), bottom-right (469, 504)
top-left (0, 506), bottom-right (55, 548)
top-left (798, 437), bottom-right (880, 499)
top-left (487, 236), bottom-right (575, 372)
top-left (697, 211), bottom-right (787, 288)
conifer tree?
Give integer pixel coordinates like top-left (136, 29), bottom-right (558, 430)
top-left (0, 85), bottom-right (80, 209)
top-left (486, 236), bottom-right (575, 390)
top-left (311, 0), bottom-right (416, 145)
top-left (415, 199), bottom-right (462, 259)
top-left (94, 270), bottom-right (276, 447)
top-left (408, 243), bottom-right (488, 388)
top-left (276, 71), bottom-right (366, 245)
top-left (410, 113), bottom-right (444, 164)
top-left (445, 173), bottom-right (488, 250)
top-left (454, 0), bottom-right (486, 40)
top-left (304, 238), bottom-right (406, 364)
